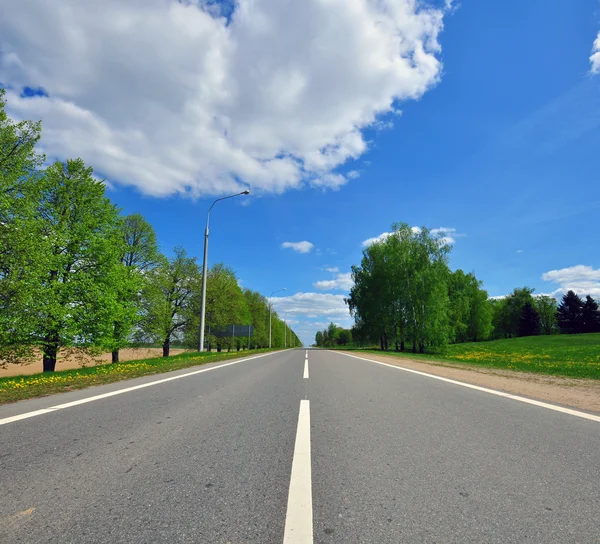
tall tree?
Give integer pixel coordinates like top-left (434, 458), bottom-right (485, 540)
top-left (138, 248), bottom-right (200, 357)
top-left (0, 89), bottom-right (45, 365)
top-left (581, 296), bottom-right (600, 333)
top-left (348, 223), bottom-right (450, 354)
top-left (535, 295), bottom-right (558, 335)
top-left (111, 214), bottom-right (160, 362)
top-left (35, 159), bottom-right (124, 371)
top-left (518, 302), bottom-right (541, 337)
top-left (244, 289), bottom-right (270, 348)
top-left (491, 287), bottom-right (536, 338)
top-left (448, 270), bottom-right (492, 343)
top-left (184, 264), bottom-right (250, 351)
top-left (557, 290), bottom-right (584, 334)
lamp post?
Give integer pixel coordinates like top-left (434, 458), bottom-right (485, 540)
top-left (198, 190), bottom-right (250, 352)
top-left (269, 288), bottom-right (286, 348)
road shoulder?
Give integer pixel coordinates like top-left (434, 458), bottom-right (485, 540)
top-left (337, 350), bottom-right (600, 414)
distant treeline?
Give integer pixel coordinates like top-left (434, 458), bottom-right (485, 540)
top-left (341, 223), bottom-right (600, 352)
top-left (314, 323), bottom-right (353, 347)
top-left (0, 89), bottom-right (299, 372)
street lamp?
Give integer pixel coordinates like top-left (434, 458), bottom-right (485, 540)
top-left (269, 288), bottom-right (286, 348)
top-left (198, 189), bottom-right (250, 352)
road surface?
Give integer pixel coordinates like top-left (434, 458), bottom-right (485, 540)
top-left (1, 349), bottom-right (599, 543)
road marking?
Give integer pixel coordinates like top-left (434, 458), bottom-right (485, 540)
top-left (333, 351), bottom-right (600, 424)
top-left (0, 351), bottom-right (284, 426)
top-left (303, 360), bottom-right (309, 379)
top-left (283, 400), bottom-right (313, 544)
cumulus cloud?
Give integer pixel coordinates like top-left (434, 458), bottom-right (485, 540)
top-left (271, 292), bottom-right (350, 319)
top-left (361, 226), bottom-right (459, 246)
top-left (0, 0), bottom-right (446, 198)
top-left (324, 266), bottom-right (339, 273)
top-left (281, 240), bottom-right (314, 254)
top-left (590, 33), bottom-right (600, 74)
top-left (314, 272), bottom-right (353, 292)
top-left (541, 265), bottom-right (600, 298)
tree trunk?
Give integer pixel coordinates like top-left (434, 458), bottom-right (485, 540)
top-left (380, 335), bottom-right (384, 350)
top-left (42, 334), bottom-right (59, 372)
top-left (419, 342), bottom-right (425, 354)
top-left (112, 321), bottom-right (122, 363)
top-left (400, 340), bottom-right (405, 352)
top-left (162, 336), bottom-right (170, 358)
top-left (412, 339), bottom-right (417, 353)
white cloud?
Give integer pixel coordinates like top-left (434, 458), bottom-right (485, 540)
top-left (361, 226), bottom-right (459, 246)
top-left (271, 292), bottom-right (350, 318)
top-left (590, 32), bottom-right (600, 74)
top-left (281, 240), bottom-right (314, 254)
top-left (0, 0), bottom-right (446, 198)
top-left (430, 226), bottom-right (457, 245)
top-left (516, 249), bottom-right (524, 254)
top-left (313, 272), bottom-right (353, 292)
top-left (324, 266), bottom-right (339, 273)
top-left (541, 265), bottom-right (600, 298)
top-left (362, 231), bottom-right (393, 246)
top-left (346, 170), bottom-right (360, 180)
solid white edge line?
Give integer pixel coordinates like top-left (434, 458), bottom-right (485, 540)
top-left (303, 360), bottom-right (309, 379)
top-left (331, 351), bottom-right (600, 424)
top-left (283, 400), bottom-right (313, 544)
top-left (0, 351), bottom-right (287, 426)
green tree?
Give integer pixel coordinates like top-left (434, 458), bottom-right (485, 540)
top-left (0, 89), bottom-right (45, 365)
top-left (348, 223), bottom-right (450, 353)
top-left (184, 264), bottom-right (250, 351)
top-left (138, 247), bottom-right (200, 357)
top-left (447, 270), bottom-right (492, 343)
top-left (338, 329), bottom-right (352, 346)
top-left (315, 330), bottom-right (323, 347)
top-left (244, 289), bottom-right (270, 348)
top-left (35, 159), bottom-right (124, 371)
top-left (534, 295), bottom-right (558, 335)
top-left (581, 296), bottom-right (600, 333)
top-left (518, 302), bottom-right (541, 337)
top-left (491, 287), bottom-right (536, 338)
top-left (111, 213), bottom-right (160, 362)
top-left (557, 290), bottom-right (584, 334)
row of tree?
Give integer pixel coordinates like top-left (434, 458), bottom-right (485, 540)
top-left (345, 223), bottom-right (600, 352)
top-left (346, 223), bottom-right (492, 353)
top-left (0, 89), bottom-right (299, 371)
top-left (491, 288), bottom-right (600, 338)
top-left (314, 323), bottom-right (353, 347)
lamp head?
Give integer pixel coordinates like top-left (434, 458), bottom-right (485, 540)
top-left (241, 189), bottom-right (250, 195)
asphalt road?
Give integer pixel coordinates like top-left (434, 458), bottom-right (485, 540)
top-left (1, 349), bottom-right (599, 543)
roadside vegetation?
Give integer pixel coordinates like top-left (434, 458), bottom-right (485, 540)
top-left (315, 223), bottom-right (600, 379)
top-left (0, 348), bottom-right (280, 405)
top-left (0, 89), bottom-right (299, 376)
top-left (332, 334), bottom-right (600, 380)
top-left (340, 223), bottom-right (600, 354)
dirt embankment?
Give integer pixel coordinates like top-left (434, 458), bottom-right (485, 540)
top-left (0, 348), bottom-right (192, 378)
top-left (340, 351), bottom-right (600, 414)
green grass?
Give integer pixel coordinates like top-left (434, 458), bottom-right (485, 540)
top-left (0, 348), bottom-right (280, 405)
top-left (336, 333), bottom-right (600, 380)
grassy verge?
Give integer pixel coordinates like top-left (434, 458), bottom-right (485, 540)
top-left (333, 333), bottom-right (600, 380)
top-left (0, 349), bottom-right (280, 405)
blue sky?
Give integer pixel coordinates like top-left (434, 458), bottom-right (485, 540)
top-left (1, 0), bottom-right (600, 345)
